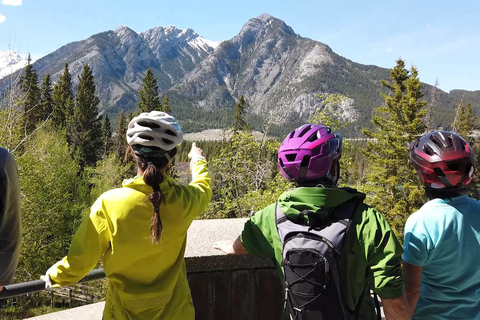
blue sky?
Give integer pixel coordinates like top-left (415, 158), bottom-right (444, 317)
top-left (0, 0), bottom-right (478, 92)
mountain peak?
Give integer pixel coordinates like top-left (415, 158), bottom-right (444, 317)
top-left (233, 14), bottom-right (297, 47)
top-left (256, 13), bottom-right (275, 22)
top-left (0, 50), bottom-right (26, 78)
top-left (114, 25), bottom-right (136, 36)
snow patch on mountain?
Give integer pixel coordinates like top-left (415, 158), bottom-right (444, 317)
top-left (0, 50), bottom-right (26, 78)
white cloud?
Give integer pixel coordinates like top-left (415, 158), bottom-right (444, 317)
top-left (2, 0), bottom-right (22, 6)
top-left (0, 13), bottom-right (5, 23)
top-left (387, 47), bottom-right (393, 53)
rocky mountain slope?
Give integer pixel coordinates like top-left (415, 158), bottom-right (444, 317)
top-left (168, 14), bottom-right (480, 134)
top-left (1, 26), bottom-right (218, 115)
top-left (1, 14), bottom-right (478, 135)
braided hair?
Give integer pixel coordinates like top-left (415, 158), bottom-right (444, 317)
top-left (136, 148), bottom-right (177, 243)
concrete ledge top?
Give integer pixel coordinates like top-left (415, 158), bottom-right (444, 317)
top-left (185, 218), bottom-right (275, 272)
top-left (185, 218), bottom-right (247, 257)
top-left (26, 302), bottom-right (105, 320)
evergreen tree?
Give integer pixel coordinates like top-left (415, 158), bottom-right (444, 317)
top-left (52, 63), bottom-right (74, 128)
top-left (425, 77), bottom-right (440, 132)
top-left (102, 114), bottom-right (113, 157)
top-left (232, 95), bottom-right (247, 134)
top-left (138, 69), bottom-right (161, 113)
top-left (452, 102), bottom-right (477, 139)
top-left (65, 95), bottom-right (75, 136)
top-left (71, 64), bottom-right (102, 167)
top-left (112, 111), bottom-right (128, 161)
top-left (361, 59), bottom-right (427, 236)
top-left (162, 95), bottom-right (171, 113)
top-left (40, 74), bottom-right (53, 120)
top-left (19, 55), bottom-right (41, 134)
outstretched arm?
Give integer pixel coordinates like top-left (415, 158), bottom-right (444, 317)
top-left (45, 199), bottom-right (110, 287)
top-left (213, 236), bottom-right (249, 255)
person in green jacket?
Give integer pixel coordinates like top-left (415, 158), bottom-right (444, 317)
top-left (42, 111), bottom-right (212, 320)
top-left (214, 124), bottom-right (409, 320)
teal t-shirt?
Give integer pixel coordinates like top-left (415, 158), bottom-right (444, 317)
top-left (403, 195), bottom-right (480, 320)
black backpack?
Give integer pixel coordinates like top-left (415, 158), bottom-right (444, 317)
top-left (275, 197), bottom-right (371, 320)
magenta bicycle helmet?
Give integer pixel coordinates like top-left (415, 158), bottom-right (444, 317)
top-left (278, 124), bottom-right (342, 184)
top-left (410, 131), bottom-right (475, 189)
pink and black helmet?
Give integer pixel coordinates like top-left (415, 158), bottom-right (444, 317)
top-left (278, 124), bottom-right (342, 184)
top-left (410, 131), bottom-right (475, 189)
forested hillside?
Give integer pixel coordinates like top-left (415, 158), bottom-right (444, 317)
top-left (1, 14), bottom-right (479, 137)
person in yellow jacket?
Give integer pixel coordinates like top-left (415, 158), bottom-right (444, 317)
top-left (41, 111), bottom-right (212, 320)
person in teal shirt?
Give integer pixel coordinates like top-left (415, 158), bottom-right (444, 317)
top-left (214, 124), bottom-right (409, 320)
top-left (405, 131), bottom-right (480, 319)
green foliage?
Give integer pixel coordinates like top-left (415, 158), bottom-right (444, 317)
top-left (361, 59), bottom-right (427, 236)
top-left (308, 93), bottom-right (359, 186)
top-left (51, 63), bottom-right (74, 128)
top-left (452, 102), bottom-right (477, 139)
top-left (232, 95), bottom-right (247, 134)
top-left (101, 114), bottom-right (113, 157)
top-left (71, 64), bottom-right (102, 168)
top-left (424, 78), bottom-right (440, 132)
top-left (112, 110), bottom-right (128, 161)
top-left (162, 95), bottom-right (171, 113)
top-left (0, 300), bottom-right (67, 320)
top-left (0, 101), bottom-right (23, 151)
top-left (40, 74), bottom-right (53, 121)
top-left (232, 173), bottom-right (292, 215)
top-left (16, 125), bottom-right (86, 282)
top-left (138, 69), bottom-right (161, 113)
top-left (205, 131), bottom-right (281, 218)
top-left (309, 93), bottom-right (348, 129)
top-left (88, 153), bottom-right (131, 200)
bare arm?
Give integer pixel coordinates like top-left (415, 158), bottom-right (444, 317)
top-left (403, 261), bottom-right (423, 317)
top-left (381, 293), bottom-right (410, 320)
top-left (213, 236), bottom-right (249, 255)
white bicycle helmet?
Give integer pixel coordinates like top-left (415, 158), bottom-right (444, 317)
top-left (127, 111), bottom-right (183, 157)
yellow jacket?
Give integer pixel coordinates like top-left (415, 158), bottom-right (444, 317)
top-left (47, 157), bottom-right (211, 320)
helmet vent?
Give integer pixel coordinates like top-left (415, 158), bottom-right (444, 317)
top-left (307, 132), bottom-right (319, 142)
top-left (137, 120), bottom-right (161, 129)
top-left (162, 138), bottom-right (173, 145)
top-left (298, 125), bottom-right (311, 138)
top-left (164, 129), bottom-right (177, 137)
top-left (299, 155), bottom-right (311, 179)
top-left (429, 135), bottom-right (443, 148)
top-left (138, 133), bottom-right (153, 141)
top-left (447, 136), bottom-right (454, 147)
top-left (446, 161), bottom-right (461, 171)
top-left (424, 144), bottom-right (436, 156)
top-left (285, 154), bottom-right (296, 162)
